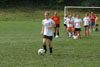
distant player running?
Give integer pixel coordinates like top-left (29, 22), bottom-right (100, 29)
top-left (74, 15), bottom-right (82, 39)
top-left (41, 11), bottom-right (55, 55)
top-left (83, 13), bottom-right (90, 36)
top-left (51, 12), bottom-right (60, 38)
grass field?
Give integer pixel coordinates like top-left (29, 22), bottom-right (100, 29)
top-left (0, 9), bottom-right (100, 67)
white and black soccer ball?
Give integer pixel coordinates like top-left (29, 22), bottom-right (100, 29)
top-left (55, 35), bottom-right (59, 38)
top-left (38, 49), bottom-right (45, 55)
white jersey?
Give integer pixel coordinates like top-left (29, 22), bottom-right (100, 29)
top-left (83, 17), bottom-right (90, 26)
top-left (42, 19), bottom-right (55, 36)
top-left (74, 18), bottom-right (82, 28)
top-left (72, 17), bottom-right (77, 23)
top-left (64, 17), bottom-right (68, 24)
top-left (67, 18), bottom-right (74, 27)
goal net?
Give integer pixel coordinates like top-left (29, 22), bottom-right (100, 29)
top-left (64, 6), bottom-right (100, 17)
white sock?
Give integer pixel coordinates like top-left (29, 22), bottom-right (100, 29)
top-left (89, 29), bottom-right (91, 32)
top-left (68, 32), bottom-right (71, 37)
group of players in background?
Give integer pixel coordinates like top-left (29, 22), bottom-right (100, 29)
top-left (64, 12), bottom-right (99, 38)
top-left (40, 11), bottom-right (99, 55)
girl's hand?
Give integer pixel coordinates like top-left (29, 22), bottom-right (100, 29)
top-left (48, 26), bottom-right (52, 29)
top-left (40, 31), bottom-right (43, 35)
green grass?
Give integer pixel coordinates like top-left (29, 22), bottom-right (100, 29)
top-left (0, 9), bottom-right (100, 67)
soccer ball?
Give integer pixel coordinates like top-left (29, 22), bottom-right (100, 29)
top-left (73, 35), bottom-right (78, 39)
top-left (55, 35), bottom-right (59, 38)
top-left (38, 49), bottom-right (45, 55)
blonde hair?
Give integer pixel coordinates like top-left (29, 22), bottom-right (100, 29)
top-left (44, 11), bottom-right (49, 16)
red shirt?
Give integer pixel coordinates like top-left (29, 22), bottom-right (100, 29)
top-left (51, 16), bottom-right (60, 24)
top-left (89, 14), bottom-right (96, 22)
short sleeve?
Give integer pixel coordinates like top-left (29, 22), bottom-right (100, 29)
top-left (51, 16), bottom-right (54, 20)
top-left (51, 19), bottom-right (55, 24)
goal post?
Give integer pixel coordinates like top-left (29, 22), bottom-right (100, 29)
top-left (64, 6), bottom-right (100, 17)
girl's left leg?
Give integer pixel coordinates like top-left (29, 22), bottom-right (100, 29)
top-left (48, 39), bottom-right (53, 54)
top-left (78, 31), bottom-right (81, 39)
top-left (57, 27), bottom-right (59, 36)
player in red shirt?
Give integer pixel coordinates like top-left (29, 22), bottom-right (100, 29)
top-left (89, 12), bottom-right (96, 32)
top-left (51, 12), bottom-right (60, 38)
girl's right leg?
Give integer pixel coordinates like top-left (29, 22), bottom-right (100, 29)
top-left (48, 39), bottom-right (52, 55)
top-left (78, 31), bottom-right (81, 39)
top-left (71, 28), bottom-right (74, 37)
top-left (86, 27), bottom-right (89, 36)
top-left (74, 31), bottom-right (77, 36)
top-left (85, 27), bottom-right (87, 36)
top-left (57, 27), bottom-right (59, 36)
top-left (68, 30), bottom-right (71, 37)
top-left (43, 38), bottom-right (47, 53)
top-left (54, 27), bottom-right (56, 37)
top-left (64, 26), bottom-right (66, 32)
top-left (95, 25), bottom-right (99, 31)
top-left (97, 25), bottom-right (99, 31)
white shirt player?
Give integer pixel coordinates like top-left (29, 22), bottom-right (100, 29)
top-left (74, 18), bottom-right (82, 28)
top-left (72, 17), bottom-right (77, 23)
top-left (42, 18), bottom-right (55, 36)
top-left (64, 17), bottom-right (68, 24)
top-left (67, 18), bottom-right (74, 27)
top-left (83, 17), bottom-right (90, 26)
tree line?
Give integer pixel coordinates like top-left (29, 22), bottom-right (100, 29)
top-left (0, 0), bottom-right (100, 8)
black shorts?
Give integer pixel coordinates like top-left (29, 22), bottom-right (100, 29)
top-left (43, 35), bottom-right (53, 41)
top-left (75, 28), bottom-right (81, 31)
top-left (64, 24), bottom-right (67, 28)
top-left (55, 24), bottom-right (60, 28)
top-left (84, 25), bottom-right (88, 27)
top-left (96, 24), bottom-right (99, 26)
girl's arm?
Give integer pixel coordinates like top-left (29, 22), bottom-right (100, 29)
top-left (48, 24), bottom-right (56, 29)
top-left (40, 25), bottom-right (44, 35)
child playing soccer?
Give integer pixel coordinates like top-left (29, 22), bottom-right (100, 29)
top-left (66, 15), bottom-right (74, 37)
top-left (83, 13), bottom-right (90, 36)
top-left (74, 15), bottom-right (82, 39)
top-left (51, 12), bottom-right (60, 38)
top-left (41, 11), bottom-right (55, 55)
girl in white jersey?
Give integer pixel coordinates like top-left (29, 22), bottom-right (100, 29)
top-left (66, 15), bottom-right (74, 37)
top-left (64, 15), bottom-right (68, 32)
top-left (41, 11), bottom-right (55, 55)
top-left (83, 13), bottom-right (90, 36)
top-left (74, 15), bottom-right (82, 39)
